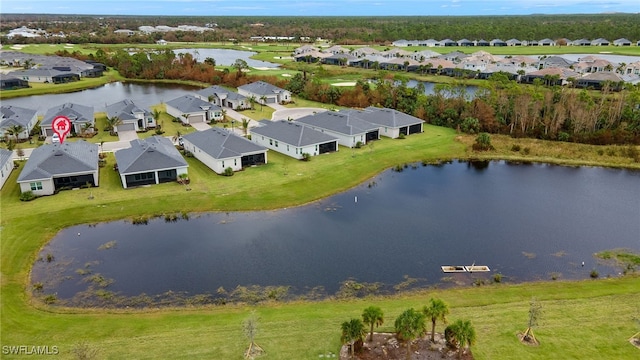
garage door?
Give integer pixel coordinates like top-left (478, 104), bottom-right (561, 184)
top-left (45, 128), bottom-right (54, 136)
top-left (190, 114), bottom-right (204, 123)
top-left (266, 97), bottom-right (276, 104)
top-left (117, 123), bottom-right (136, 132)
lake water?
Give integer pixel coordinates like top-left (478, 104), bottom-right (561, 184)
top-left (173, 48), bottom-right (280, 68)
top-left (31, 161), bottom-right (640, 305)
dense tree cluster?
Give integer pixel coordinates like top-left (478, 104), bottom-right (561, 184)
top-left (287, 70), bottom-right (640, 145)
top-left (3, 14), bottom-right (639, 45)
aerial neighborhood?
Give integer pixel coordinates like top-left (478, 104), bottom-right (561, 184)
top-left (1, 32), bottom-right (640, 198)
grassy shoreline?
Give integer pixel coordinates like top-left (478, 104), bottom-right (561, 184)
top-left (2, 126), bottom-right (639, 358)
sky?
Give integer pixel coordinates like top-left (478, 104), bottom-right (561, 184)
top-left (2, 0), bottom-right (639, 17)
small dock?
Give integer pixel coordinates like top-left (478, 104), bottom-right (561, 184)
top-left (441, 265), bottom-right (490, 273)
top-left (441, 266), bottom-right (467, 273)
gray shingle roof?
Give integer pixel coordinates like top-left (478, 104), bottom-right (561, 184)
top-left (195, 85), bottom-right (247, 101)
top-left (115, 136), bottom-right (187, 174)
top-left (0, 148), bottom-right (13, 170)
top-left (346, 107), bottom-right (424, 128)
top-left (41, 103), bottom-right (94, 126)
top-left (250, 120), bottom-right (338, 146)
top-left (1, 105), bottom-right (37, 129)
top-left (295, 111), bottom-right (379, 136)
top-left (166, 95), bottom-right (218, 113)
top-left (17, 141), bottom-right (98, 182)
top-left (238, 81), bottom-right (287, 96)
top-left (106, 99), bottom-right (147, 122)
top-left (183, 128), bottom-right (266, 159)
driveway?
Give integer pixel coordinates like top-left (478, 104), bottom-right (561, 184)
top-left (190, 122), bottom-right (211, 131)
top-left (271, 107), bottom-right (328, 121)
top-left (117, 130), bottom-right (138, 142)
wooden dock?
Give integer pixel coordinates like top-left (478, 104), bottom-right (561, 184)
top-left (441, 265), bottom-right (490, 273)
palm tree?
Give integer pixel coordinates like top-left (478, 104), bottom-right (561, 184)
top-left (259, 95), bottom-right (267, 110)
top-left (220, 108), bottom-right (228, 123)
top-left (341, 318), bottom-right (366, 360)
top-left (423, 298), bottom-right (449, 342)
top-left (7, 124), bottom-right (24, 142)
top-left (394, 308), bottom-right (426, 360)
top-left (362, 306), bottom-right (384, 342)
top-left (241, 118), bottom-right (250, 136)
top-left (249, 96), bottom-right (257, 110)
top-left (106, 116), bottom-right (122, 136)
top-left (447, 319), bottom-right (476, 359)
top-left (80, 122), bottom-right (94, 137)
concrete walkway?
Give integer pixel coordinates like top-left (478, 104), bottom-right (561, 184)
top-left (271, 107), bottom-right (328, 121)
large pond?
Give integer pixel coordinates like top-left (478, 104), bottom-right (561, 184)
top-left (173, 48), bottom-right (280, 68)
top-left (32, 161), bottom-right (640, 306)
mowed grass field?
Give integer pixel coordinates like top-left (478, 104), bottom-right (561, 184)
top-left (2, 123), bottom-right (640, 359)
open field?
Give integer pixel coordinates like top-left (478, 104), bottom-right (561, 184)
top-left (2, 124), bottom-right (640, 359)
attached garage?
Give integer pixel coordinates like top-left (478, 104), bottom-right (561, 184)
top-left (117, 122), bottom-right (136, 132)
top-left (189, 114), bottom-right (205, 123)
top-left (265, 97), bottom-right (276, 104)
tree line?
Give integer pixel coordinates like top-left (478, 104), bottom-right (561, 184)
top-left (3, 14), bottom-right (640, 45)
top-left (57, 48), bottom-right (640, 146)
top-left (287, 70), bottom-right (640, 145)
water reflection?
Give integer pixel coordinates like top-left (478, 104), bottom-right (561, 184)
top-left (31, 161), bottom-right (640, 307)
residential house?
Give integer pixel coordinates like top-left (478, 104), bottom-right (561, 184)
top-left (380, 57), bottom-right (420, 72)
top-left (0, 148), bottom-right (14, 190)
top-left (295, 110), bottom-right (380, 148)
top-left (350, 47), bottom-right (379, 58)
top-left (576, 72), bottom-right (625, 90)
top-left (195, 85), bottom-right (250, 110)
top-left (613, 38), bottom-right (632, 46)
top-left (105, 99), bottom-right (156, 133)
top-left (181, 128), bottom-right (268, 174)
top-left (293, 44), bottom-right (320, 55)
top-left (537, 56), bottom-right (575, 69)
top-left (114, 136), bottom-right (188, 189)
top-left (622, 61), bottom-right (640, 76)
top-left (409, 50), bottom-right (441, 62)
top-left (16, 141), bottom-right (99, 195)
top-left (0, 74), bottom-right (29, 90)
top-left (323, 45), bottom-right (349, 54)
top-left (347, 107), bottom-right (423, 139)
top-left (8, 68), bottom-right (79, 83)
top-left (457, 39), bottom-right (475, 47)
top-left (506, 39), bottom-right (522, 46)
top-left (573, 57), bottom-right (614, 74)
top-left (423, 39), bottom-right (441, 47)
top-left (40, 103), bottom-right (95, 137)
top-left (490, 39), bottom-right (507, 47)
top-left (114, 29), bottom-right (135, 36)
top-left (591, 38), bottom-right (610, 46)
top-left (294, 51), bottom-right (331, 63)
top-left (521, 67), bottom-right (580, 86)
top-left (538, 38), bottom-right (556, 46)
top-left (379, 48), bottom-right (413, 58)
top-left (156, 39), bottom-right (167, 45)
top-left (438, 51), bottom-right (469, 63)
top-left (1, 105), bottom-right (37, 140)
top-left (238, 81), bottom-right (291, 105)
top-left (249, 120), bottom-right (338, 159)
top-left (572, 39), bottom-right (591, 46)
top-left (474, 39), bottom-right (490, 47)
top-left (166, 95), bottom-right (223, 124)
top-left (439, 39), bottom-right (457, 47)
top-left (322, 53), bottom-right (358, 66)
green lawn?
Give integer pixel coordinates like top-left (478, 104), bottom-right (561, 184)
top-left (2, 125), bottom-right (640, 359)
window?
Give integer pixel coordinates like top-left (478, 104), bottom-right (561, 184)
top-left (269, 139), bottom-right (273, 145)
top-left (287, 145), bottom-right (289, 151)
top-left (234, 159), bottom-right (237, 166)
top-left (222, 161), bottom-right (225, 167)
top-left (30, 182), bottom-right (43, 191)
top-left (275, 141), bottom-right (278, 147)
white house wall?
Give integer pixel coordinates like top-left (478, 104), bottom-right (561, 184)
top-left (251, 134), bottom-right (318, 159)
top-left (19, 178), bottom-right (55, 195)
top-left (0, 159), bottom-right (13, 189)
top-left (183, 140), bottom-right (242, 174)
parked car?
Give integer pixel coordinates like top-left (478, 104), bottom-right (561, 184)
top-left (51, 134), bottom-right (60, 143)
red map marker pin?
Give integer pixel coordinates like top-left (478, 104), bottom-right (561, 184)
top-left (52, 116), bottom-right (71, 144)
